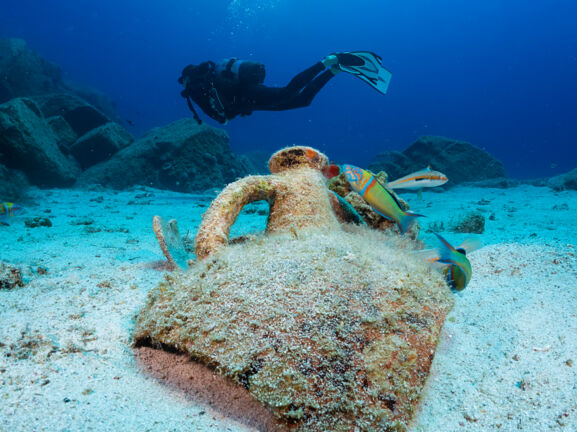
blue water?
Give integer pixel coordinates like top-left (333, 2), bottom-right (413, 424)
top-left (2, 0), bottom-right (576, 179)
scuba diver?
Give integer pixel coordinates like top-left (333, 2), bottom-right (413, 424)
top-left (178, 51), bottom-right (392, 124)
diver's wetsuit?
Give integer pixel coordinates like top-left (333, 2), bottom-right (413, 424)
top-left (183, 62), bottom-right (334, 124)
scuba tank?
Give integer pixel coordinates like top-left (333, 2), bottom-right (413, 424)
top-left (179, 61), bottom-right (226, 124)
top-left (217, 58), bottom-right (266, 85)
top-left (179, 58), bottom-right (266, 124)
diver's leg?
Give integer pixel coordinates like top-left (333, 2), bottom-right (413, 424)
top-left (246, 63), bottom-right (335, 112)
top-left (272, 69), bottom-right (336, 110)
top-left (282, 62), bottom-right (326, 96)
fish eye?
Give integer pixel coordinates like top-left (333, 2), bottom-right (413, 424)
top-left (456, 248), bottom-right (466, 255)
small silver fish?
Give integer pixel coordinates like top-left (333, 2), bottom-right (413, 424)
top-left (387, 166), bottom-right (448, 190)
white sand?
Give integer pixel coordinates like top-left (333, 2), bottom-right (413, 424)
top-left (0, 183), bottom-right (575, 431)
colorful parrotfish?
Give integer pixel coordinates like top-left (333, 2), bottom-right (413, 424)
top-left (0, 202), bottom-right (24, 226)
top-left (0, 202), bottom-right (23, 217)
top-left (421, 233), bottom-right (482, 291)
top-left (342, 164), bottom-right (424, 234)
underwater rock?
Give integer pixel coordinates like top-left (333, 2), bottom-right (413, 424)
top-left (76, 119), bottom-right (249, 192)
top-left (63, 80), bottom-right (121, 124)
top-left (46, 115), bottom-right (78, 154)
top-left (0, 97), bottom-right (80, 186)
top-left (0, 163), bottom-right (28, 202)
top-left (240, 149), bottom-right (273, 174)
top-left (0, 261), bottom-right (25, 290)
top-left (24, 217), bottom-right (52, 228)
top-left (134, 229), bottom-right (453, 431)
top-left (0, 38), bottom-right (67, 103)
top-left (369, 135), bottom-right (506, 185)
top-left (31, 93), bottom-right (110, 137)
top-left (70, 122), bottom-right (134, 169)
top-left (547, 167), bottom-right (577, 191)
top-left (367, 150), bottom-right (410, 181)
top-left (0, 38), bottom-right (119, 121)
top-left (451, 212), bottom-right (485, 234)
top-left (462, 177), bottom-right (520, 189)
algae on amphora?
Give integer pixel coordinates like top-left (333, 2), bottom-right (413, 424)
top-left (134, 146), bottom-right (454, 431)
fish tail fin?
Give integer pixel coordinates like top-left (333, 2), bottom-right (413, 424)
top-left (433, 232), bottom-right (457, 257)
top-left (412, 247), bottom-right (439, 263)
top-left (459, 238), bottom-right (483, 254)
top-left (398, 210), bottom-right (425, 235)
top-left (412, 248), bottom-right (451, 271)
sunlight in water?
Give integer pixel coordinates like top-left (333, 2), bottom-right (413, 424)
top-left (227, 0), bottom-right (281, 14)
top-left (226, 0), bottom-right (281, 23)
top-left (222, 0), bottom-right (282, 38)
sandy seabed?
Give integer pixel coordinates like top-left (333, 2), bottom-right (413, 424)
top-left (0, 183), bottom-right (575, 431)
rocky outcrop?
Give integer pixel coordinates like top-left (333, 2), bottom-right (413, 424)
top-left (240, 150), bottom-right (272, 174)
top-left (70, 122), bottom-right (134, 169)
top-left (0, 38), bottom-right (137, 187)
top-left (368, 136), bottom-right (506, 186)
top-left (32, 93), bottom-right (110, 137)
top-left (64, 81), bottom-right (120, 124)
top-left (0, 38), bottom-right (118, 121)
top-left (0, 38), bottom-right (67, 102)
top-left (46, 115), bottom-right (78, 154)
top-left (0, 95), bottom-right (244, 192)
top-left (0, 164), bottom-right (28, 202)
top-left (451, 212), bottom-right (485, 234)
top-left (462, 177), bottom-right (520, 189)
top-left (547, 168), bottom-right (577, 191)
top-left (76, 119), bottom-right (250, 192)
top-left (367, 150), bottom-right (407, 179)
top-left (0, 98), bottom-right (80, 186)
top-left (0, 37), bottom-right (252, 192)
